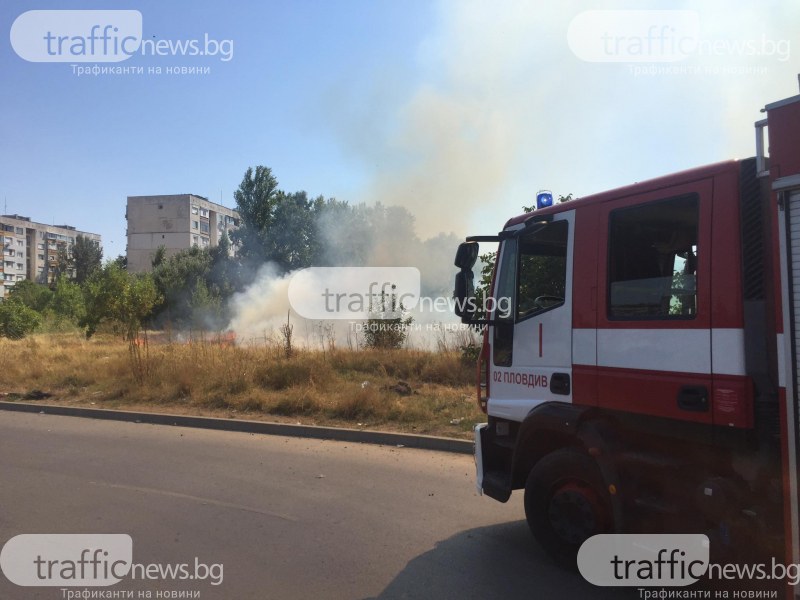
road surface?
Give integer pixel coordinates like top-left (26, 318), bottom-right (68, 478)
top-left (0, 411), bottom-right (628, 599)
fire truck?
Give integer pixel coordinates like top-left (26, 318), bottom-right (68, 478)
top-left (453, 87), bottom-right (800, 574)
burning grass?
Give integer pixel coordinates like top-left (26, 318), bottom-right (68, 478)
top-left (1, 333), bottom-right (483, 439)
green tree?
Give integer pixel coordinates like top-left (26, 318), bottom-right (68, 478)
top-left (151, 245), bottom-right (167, 269)
top-left (208, 231), bottom-right (240, 302)
top-left (0, 298), bottom-right (41, 339)
top-left (72, 235), bottom-right (103, 284)
top-left (52, 245), bottom-right (74, 284)
top-left (50, 276), bottom-right (86, 324)
top-left (188, 278), bottom-right (222, 329)
top-left (264, 191), bottom-right (320, 272)
top-left (151, 246), bottom-right (233, 329)
top-left (232, 166), bottom-right (337, 273)
top-left (8, 280), bottom-right (52, 312)
top-left (82, 262), bottom-right (160, 339)
top-left (232, 166), bottom-right (281, 263)
top-left (314, 199), bottom-right (371, 266)
top-left (111, 255), bottom-right (127, 270)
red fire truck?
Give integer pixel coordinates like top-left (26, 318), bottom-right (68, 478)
top-left (454, 87), bottom-right (800, 575)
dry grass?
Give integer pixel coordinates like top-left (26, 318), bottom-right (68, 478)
top-left (0, 333), bottom-right (484, 438)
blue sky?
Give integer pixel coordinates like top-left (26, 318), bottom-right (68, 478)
top-left (1, 0), bottom-right (799, 258)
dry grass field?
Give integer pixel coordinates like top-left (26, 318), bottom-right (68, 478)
top-left (0, 333), bottom-right (485, 439)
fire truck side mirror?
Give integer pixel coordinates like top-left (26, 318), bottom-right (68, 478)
top-left (454, 270), bottom-right (475, 322)
top-left (454, 241), bottom-right (479, 270)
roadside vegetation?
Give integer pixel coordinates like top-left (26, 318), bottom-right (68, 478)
top-left (0, 333), bottom-right (483, 438)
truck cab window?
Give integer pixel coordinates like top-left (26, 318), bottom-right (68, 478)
top-left (516, 220), bottom-right (568, 320)
top-left (608, 194), bottom-right (699, 319)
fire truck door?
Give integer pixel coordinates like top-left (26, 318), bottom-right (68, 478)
top-left (488, 211), bottom-right (574, 421)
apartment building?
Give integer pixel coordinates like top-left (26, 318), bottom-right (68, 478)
top-left (126, 194), bottom-right (239, 273)
top-left (0, 214), bottom-right (102, 297)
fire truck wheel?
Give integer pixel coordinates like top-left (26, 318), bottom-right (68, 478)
top-left (524, 448), bottom-right (612, 568)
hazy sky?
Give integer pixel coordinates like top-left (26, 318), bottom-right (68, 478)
top-left (2, 0), bottom-right (799, 257)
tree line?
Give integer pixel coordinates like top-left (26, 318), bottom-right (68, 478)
top-left (2, 166), bottom-right (426, 343)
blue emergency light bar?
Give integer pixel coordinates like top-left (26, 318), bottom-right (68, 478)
top-left (536, 190), bottom-right (553, 209)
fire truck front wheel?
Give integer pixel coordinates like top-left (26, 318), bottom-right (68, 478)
top-left (524, 448), bottom-right (612, 567)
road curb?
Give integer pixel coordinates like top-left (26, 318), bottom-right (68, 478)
top-left (0, 401), bottom-right (474, 455)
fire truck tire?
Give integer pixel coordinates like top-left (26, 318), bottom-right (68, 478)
top-left (524, 448), bottom-right (612, 567)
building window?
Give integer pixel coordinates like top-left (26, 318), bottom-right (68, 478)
top-left (15, 227), bottom-right (23, 235)
top-left (37, 243), bottom-right (44, 250)
top-left (38, 254), bottom-right (44, 260)
top-left (200, 222), bottom-right (209, 233)
top-left (200, 208), bottom-right (209, 218)
top-left (608, 194), bottom-right (699, 320)
top-left (191, 205), bottom-right (199, 215)
top-left (192, 220), bottom-right (199, 229)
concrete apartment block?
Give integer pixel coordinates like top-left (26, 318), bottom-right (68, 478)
top-left (0, 214), bottom-right (102, 297)
top-left (126, 194), bottom-right (240, 273)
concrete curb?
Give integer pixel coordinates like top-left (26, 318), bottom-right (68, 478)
top-left (0, 401), bottom-right (474, 455)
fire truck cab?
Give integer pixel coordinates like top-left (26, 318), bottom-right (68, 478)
top-left (454, 88), bottom-right (800, 572)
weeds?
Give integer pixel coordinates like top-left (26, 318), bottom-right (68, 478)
top-left (0, 333), bottom-right (484, 438)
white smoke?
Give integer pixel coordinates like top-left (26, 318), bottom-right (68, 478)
top-left (228, 0), bottom-right (800, 348)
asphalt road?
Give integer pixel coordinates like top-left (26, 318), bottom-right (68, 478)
top-left (0, 411), bottom-right (629, 599)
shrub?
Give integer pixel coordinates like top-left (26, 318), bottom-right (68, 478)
top-left (0, 299), bottom-right (41, 339)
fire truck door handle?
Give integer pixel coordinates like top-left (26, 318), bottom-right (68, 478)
top-left (550, 373), bottom-right (571, 395)
top-left (677, 386), bottom-right (709, 412)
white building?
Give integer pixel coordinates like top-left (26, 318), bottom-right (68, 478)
top-left (125, 194), bottom-right (239, 273)
top-left (0, 214), bottom-right (101, 297)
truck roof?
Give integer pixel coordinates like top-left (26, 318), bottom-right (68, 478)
top-left (503, 158), bottom-right (744, 229)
